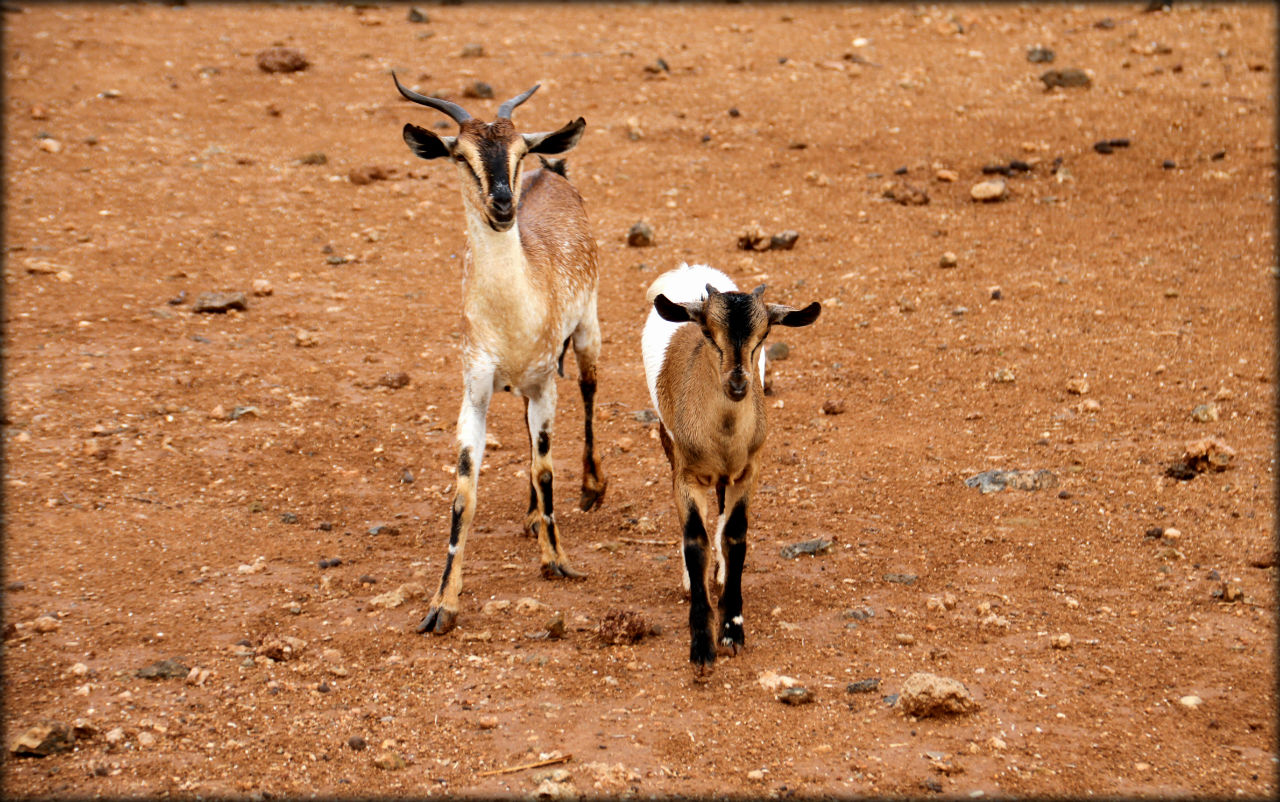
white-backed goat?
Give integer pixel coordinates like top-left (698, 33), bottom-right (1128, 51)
top-left (393, 74), bottom-right (607, 635)
top-left (642, 263), bottom-right (820, 674)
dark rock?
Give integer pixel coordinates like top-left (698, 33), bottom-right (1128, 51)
top-left (777, 686), bottom-right (814, 705)
top-left (256, 47), bottom-right (309, 74)
top-left (1027, 46), bottom-right (1055, 63)
top-left (348, 735), bottom-right (367, 751)
top-left (462, 81), bottom-right (493, 99)
top-left (1040, 68), bottom-right (1091, 89)
top-left (893, 166), bottom-right (908, 175)
top-left (728, 107), bottom-right (740, 117)
top-left (1094, 18), bottom-right (1115, 29)
top-left (844, 605), bottom-right (875, 621)
top-left (626, 221), bottom-right (655, 247)
top-left (193, 291), bottom-right (247, 313)
top-left (407, 7), bottom-right (428, 23)
top-left (1164, 461), bottom-right (1198, 481)
top-left (317, 521), bottom-right (333, 532)
top-left (847, 678), bottom-right (881, 694)
top-left (1108, 138), bottom-right (1131, 148)
top-left (821, 399), bottom-right (845, 416)
top-left (1211, 150), bottom-right (1226, 161)
top-left (136, 658), bottom-right (190, 680)
top-left (167, 290), bottom-right (187, 305)
top-left (965, 469), bottom-right (1058, 494)
top-left (982, 163), bottom-right (1012, 176)
top-left (780, 537), bottom-right (832, 559)
top-left (1094, 140), bottom-right (1114, 155)
top-left (644, 58), bottom-right (670, 74)
top-left (358, 575), bottom-right (377, 585)
top-left (1009, 159), bottom-right (1031, 172)
top-left (923, 777), bottom-right (943, 793)
top-left (1162, 159), bottom-right (1177, 169)
top-left (280, 512), bottom-right (299, 524)
top-left (377, 371), bottom-right (411, 390)
top-left (766, 342), bottom-right (791, 361)
top-left (460, 43), bottom-right (484, 58)
top-left (770, 230), bottom-right (800, 250)
top-left (400, 469), bottom-right (414, 484)
top-left (632, 408), bottom-right (659, 425)
top-left (1144, 526), bottom-right (1165, 539)
top-left (882, 180), bottom-right (930, 206)
top-left (348, 165), bottom-right (389, 185)
top-left (883, 572), bottom-right (917, 585)
top-left (368, 525), bottom-right (400, 536)
top-left (319, 558), bottom-right (342, 569)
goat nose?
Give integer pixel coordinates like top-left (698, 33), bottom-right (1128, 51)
top-left (727, 374), bottom-right (748, 400)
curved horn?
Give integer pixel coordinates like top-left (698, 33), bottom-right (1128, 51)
top-left (391, 71), bottom-right (471, 124)
top-left (497, 84), bottom-right (539, 119)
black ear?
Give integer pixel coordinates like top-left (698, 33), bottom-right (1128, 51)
top-left (403, 123), bottom-right (454, 160)
top-left (654, 293), bottom-right (699, 324)
top-left (768, 301), bottom-right (821, 328)
top-left (524, 117), bottom-right (586, 156)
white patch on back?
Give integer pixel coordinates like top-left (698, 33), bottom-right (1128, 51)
top-left (640, 263), bottom-right (739, 420)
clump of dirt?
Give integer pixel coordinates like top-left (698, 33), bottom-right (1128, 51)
top-left (895, 672), bottom-right (979, 718)
top-left (596, 609), bottom-right (652, 645)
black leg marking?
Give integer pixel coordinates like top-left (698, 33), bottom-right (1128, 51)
top-left (683, 501), bottom-right (715, 671)
top-left (578, 371), bottom-right (605, 511)
top-left (557, 336), bottom-right (571, 377)
top-left (717, 501), bottom-right (749, 654)
top-left (417, 494), bottom-right (467, 635)
top-left (538, 469), bottom-right (557, 552)
top-left (537, 430), bottom-right (551, 457)
top-left (457, 446), bottom-right (472, 478)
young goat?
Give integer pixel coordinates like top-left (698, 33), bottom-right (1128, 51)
top-left (392, 74), bottom-right (607, 635)
top-left (642, 263), bottom-right (820, 675)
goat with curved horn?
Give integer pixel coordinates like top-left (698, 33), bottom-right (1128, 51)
top-left (497, 84), bottom-right (540, 119)
top-left (392, 71), bottom-right (606, 636)
top-left (391, 70), bottom-right (471, 124)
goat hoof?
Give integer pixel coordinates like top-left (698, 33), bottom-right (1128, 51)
top-left (416, 607), bottom-right (457, 635)
top-left (579, 479), bottom-right (607, 512)
top-left (691, 659), bottom-right (716, 682)
top-left (541, 562), bottom-right (587, 580)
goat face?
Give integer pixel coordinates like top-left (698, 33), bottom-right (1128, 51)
top-left (394, 76), bottom-right (586, 233)
top-left (654, 284), bottom-right (822, 402)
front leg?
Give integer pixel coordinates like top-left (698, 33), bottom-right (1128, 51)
top-left (716, 463), bottom-right (756, 656)
top-left (418, 366), bottom-right (493, 635)
top-left (525, 381), bottom-right (585, 580)
top-left (674, 472), bottom-right (716, 676)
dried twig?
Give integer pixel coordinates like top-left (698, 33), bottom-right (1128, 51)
top-left (477, 753), bottom-right (572, 777)
top-left (617, 537), bottom-right (675, 546)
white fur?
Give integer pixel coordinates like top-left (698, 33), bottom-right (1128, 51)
top-left (643, 263), bottom-right (755, 420)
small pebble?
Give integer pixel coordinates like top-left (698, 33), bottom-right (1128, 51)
top-left (348, 735), bottom-right (367, 751)
top-left (777, 686), bottom-right (814, 705)
top-left (939, 252), bottom-right (958, 268)
top-left (460, 43), bottom-right (484, 58)
top-left (626, 221), bottom-right (654, 247)
top-left (970, 178), bottom-right (1007, 202)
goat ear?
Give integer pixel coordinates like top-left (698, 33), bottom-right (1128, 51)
top-left (403, 123), bottom-right (454, 160)
top-left (654, 293), bottom-right (699, 324)
top-left (768, 301), bottom-right (821, 328)
top-left (524, 117), bottom-right (586, 156)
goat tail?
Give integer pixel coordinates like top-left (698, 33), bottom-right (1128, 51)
top-left (538, 156), bottom-right (569, 178)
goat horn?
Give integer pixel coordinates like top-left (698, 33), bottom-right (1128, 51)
top-left (392, 71), bottom-right (472, 124)
top-left (497, 84), bottom-right (540, 119)
top-left (751, 284), bottom-right (767, 297)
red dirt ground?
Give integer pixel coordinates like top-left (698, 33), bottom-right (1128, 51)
top-left (3, 2), bottom-right (1275, 797)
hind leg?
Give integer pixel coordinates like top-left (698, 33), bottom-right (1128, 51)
top-left (525, 380), bottom-right (585, 580)
top-left (571, 303), bottom-right (607, 511)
